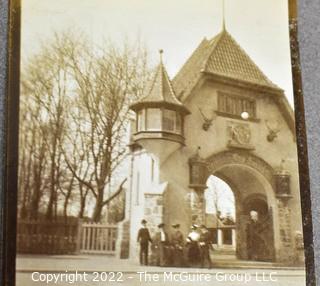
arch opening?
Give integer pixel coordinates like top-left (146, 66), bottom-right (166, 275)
top-left (205, 162), bottom-right (276, 262)
top-left (204, 175), bottom-right (236, 252)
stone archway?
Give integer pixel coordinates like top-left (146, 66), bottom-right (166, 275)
top-left (206, 150), bottom-right (277, 262)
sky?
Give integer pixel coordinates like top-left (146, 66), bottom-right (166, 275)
top-left (21, 0), bottom-right (294, 105)
top-left (205, 175), bottom-right (235, 219)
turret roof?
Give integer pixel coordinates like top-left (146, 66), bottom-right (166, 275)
top-left (131, 51), bottom-right (189, 114)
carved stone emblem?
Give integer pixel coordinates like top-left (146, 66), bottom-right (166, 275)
top-left (228, 122), bottom-right (254, 149)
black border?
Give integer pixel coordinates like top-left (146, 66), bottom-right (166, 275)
top-left (289, 0), bottom-right (316, 284)
top-left (1, 0), bottom-right (20, 285)
top-left (0, 0), bottom-right (316, 285)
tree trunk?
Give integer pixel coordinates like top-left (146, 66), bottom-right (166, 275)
top-left (78, 196), bottom-right (87, 219)
top-left (63, 191), bottom-right (71, 219)
top-left (46, 136), bottom-right (57, 221)
top-left (30, 160), bottom-right (43, 220)
top-left (92, 192), bottom-right (104, 222)
top-left (92, 202), bottom-right (103, 222)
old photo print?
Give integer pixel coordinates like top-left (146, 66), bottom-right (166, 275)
top-left (13, 0), bottom-right (311, 285)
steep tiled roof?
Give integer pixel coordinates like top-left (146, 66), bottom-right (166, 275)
top-left (131, 53), bottom-right (189, 114)
top-left (173, 29), bottom-right (280, 99)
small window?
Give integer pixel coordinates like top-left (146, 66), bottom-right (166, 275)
top-left (162, 109), bottom-right (176, 132)
top-left (218, 93), bottom-right (256, 118)
top-left (137, 109), bottom-right (145, 131)
top-left (151, 158), bottom-right (155, 182)
top-left (176, 113), bottom-right (182, 133)
top-left (146, 108), bottom-right (162, 131)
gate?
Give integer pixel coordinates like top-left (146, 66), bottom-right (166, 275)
top-left (80, 223), bottom-right (117, 254)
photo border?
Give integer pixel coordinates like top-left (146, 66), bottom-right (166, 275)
top-left (0, 0), bottom-right (316, 285)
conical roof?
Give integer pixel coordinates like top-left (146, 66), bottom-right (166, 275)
top-left (130, 51), bottom-right (190, 114)
top-left (173, 29), bottom-right (281, 99)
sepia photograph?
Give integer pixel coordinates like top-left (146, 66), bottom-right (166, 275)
top-left (12, 0), bottom-right (310, 285)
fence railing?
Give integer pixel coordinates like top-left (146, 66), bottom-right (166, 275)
top-left (80, 223), bottom-right (117, 254)
top-left (17, 219), bottom-right (81, 255)
top-left (17, 220), bottom-right (117, 255)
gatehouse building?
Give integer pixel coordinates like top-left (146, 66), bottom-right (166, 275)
top-left (117, 26), bottom-right (304, 264)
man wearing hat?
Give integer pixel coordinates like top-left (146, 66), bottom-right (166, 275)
top-left (137, 219), bottom-right (152, 265)
top-left (199, 224), bottom-right (213, 268)
top-left (171, 223), bottom-right (184, 267)
top-left (153, 223), bottom-right (168, 266)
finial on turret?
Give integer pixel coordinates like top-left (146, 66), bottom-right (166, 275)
top-left (222, 0), bottom-right (226, 31)
top-left (159, 49), bottom-right (164, 63)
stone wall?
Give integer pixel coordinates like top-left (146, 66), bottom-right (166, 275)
top-left (144, 193), bottom-right (163, 235)
top-left (117, 220), bottom-right (130, 259)
top-left (277, 199), bottom-right (294, 262)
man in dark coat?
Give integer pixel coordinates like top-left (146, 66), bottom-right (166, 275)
top-left (153, 223), bottom-right (169, 266)
top-left (137, 219), bottom-right (152, 265)
top-left (199, 224), bottom-right (213, 268)
top-left (171, 223), bottom-right (184, 267)
top-left (246, 210), bottom-right (265, 261)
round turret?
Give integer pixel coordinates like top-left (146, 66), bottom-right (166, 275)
top-left (130, 50), bottom-right (190, 163)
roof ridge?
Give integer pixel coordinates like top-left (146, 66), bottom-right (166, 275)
top-left (202, 30), bottom-right (226, 71)
top-left (173, 37), bottom-right (208, 80)
top-left (140, 64), bottom-right (161, 101)
top-left (161, 62), bottom-right (182, 105)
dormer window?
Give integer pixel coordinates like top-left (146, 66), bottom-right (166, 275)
top-left (218, 93), bottom-right (257, 120)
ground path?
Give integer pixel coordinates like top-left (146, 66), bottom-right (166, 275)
top-left (16, 255), bottom-right (306, 286)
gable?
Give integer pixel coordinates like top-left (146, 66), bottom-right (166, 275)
top-left (172, 29), bottom-right (295, 136)
top-left (173, 30), bottom-right (280, 101)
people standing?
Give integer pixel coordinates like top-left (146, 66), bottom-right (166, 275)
top-left (186, 224), bottom-right (201, 267)
top-left (246, 210), bottom-right (264, 261)
top-left (171, 223), bottom-right (184, 267)
top-left (153, 223), bottom-right (168, 266)
top-left (199, 224), bottom-right (213, 268)
top-left (137, 219), bottom-right (152, 265)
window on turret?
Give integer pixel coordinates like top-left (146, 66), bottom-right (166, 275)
top-left (137, 109), bottom-right (145, 131)
top-left (218, 93), bottom-right (256, 119)
top-left (146, 108), bottom-right (161, 130)
top-left (176, 113), bottom-right (182, 133)
top-left (162, 109), bottom-right (183, 134)
top-left (162, 109), bottom-right (176, 132)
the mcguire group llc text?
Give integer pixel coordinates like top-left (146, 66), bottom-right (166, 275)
top-left (137, 271), bottom-right (278, 283)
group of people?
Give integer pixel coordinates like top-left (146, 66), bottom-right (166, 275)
top-left (137, 210), bottom-right (267, 268)
top-left (137, 219), bottom-right (213, 268)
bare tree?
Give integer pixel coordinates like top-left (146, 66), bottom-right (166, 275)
top-left (60, 34), bottom-right (150, 221)
top-left (18, 30), bottom-right (150, 222)
top-left (20, 38), bottom-right (73, 220)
